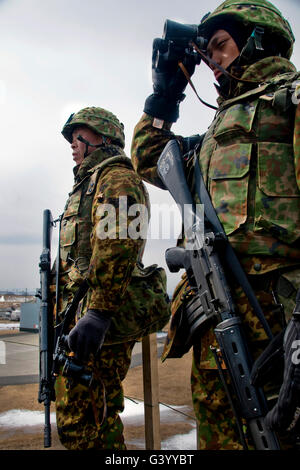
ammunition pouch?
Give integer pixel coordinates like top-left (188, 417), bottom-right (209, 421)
top-left (104, 262), bottom-right (170, 344)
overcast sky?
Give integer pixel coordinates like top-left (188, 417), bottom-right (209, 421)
top-left (0, 0), bottom-right (299, 294)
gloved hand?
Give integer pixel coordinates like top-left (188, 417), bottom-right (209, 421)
top-left (144, 38), bottom-right (197, 122)
top-left (68, 309), bottom-right (111, 362)
top-left (264, 316), bottom-right (300, 435)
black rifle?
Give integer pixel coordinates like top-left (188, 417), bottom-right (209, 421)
top-left (157, 139), bottom-right (280, 450)
top-left (52, 281), bottom-right (91, 386)
top-left (38, 209), bottom-right (55, 448)
top-left (38, 210), bottom-right (91, 448)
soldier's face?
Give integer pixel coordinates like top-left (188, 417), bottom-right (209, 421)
top-left (71, 126), bottom-right (103, 165)
top-left (206, 29), bottom-right (240, 82)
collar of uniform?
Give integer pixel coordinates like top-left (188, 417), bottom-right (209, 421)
top-left (73, 145), bottom-right (122, 181)
top-left (216, 56), bottom-right (296, 105)
top-left (233, 56), bottom-right (296, 96)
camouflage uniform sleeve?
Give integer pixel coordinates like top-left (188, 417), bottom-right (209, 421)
top-left (86, 164), bottom-right (148, 313)
top-left (131, 113), bottom-right (183, 188)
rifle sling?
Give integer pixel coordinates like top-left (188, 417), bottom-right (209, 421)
top-left (59, 280), bottom-right (90, 335)
top-left (193, 156), bottom-right (274, 340)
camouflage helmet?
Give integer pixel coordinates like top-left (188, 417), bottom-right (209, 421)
top-left (62, 106), bottom-right (125, 148)
top-left (199, 0), bottom-right (295, 59)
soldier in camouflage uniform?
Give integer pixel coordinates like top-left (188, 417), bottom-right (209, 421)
top-left (52, 107), bottom-right (169, 450)
top-left (131, 0), bottom-right (300, 449)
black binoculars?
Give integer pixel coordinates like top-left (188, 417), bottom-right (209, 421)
top-left (52, 333), bottom-right (93, 387)
top-left (163, 19), bottom-right (207, 49)
top-left (154, 19), bottom-right (208, 68)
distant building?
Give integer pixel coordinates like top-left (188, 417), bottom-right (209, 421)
top-left (0, 307), bottom-right (12, 319)
top-left (20, 297), bottom-right (40, 332)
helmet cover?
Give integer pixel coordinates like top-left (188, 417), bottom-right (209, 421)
top-left (199, 0), bottom-right (295, 59)
top-left (62, 106), bottom-right (125, 148)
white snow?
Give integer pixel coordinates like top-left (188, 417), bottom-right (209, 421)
top-left (0, 323), bottom-right (20, 330)
top-left (0, 409), bottom-right (56, 428)
top-left (0, 398), bottom-right (196, 449)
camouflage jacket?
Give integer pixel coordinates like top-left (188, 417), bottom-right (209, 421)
top-left (54, 145), bottom-right (149, 324)
top-left (131, 56), bottom-right (300, 275)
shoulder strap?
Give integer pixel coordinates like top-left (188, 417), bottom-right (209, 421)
top-left (218, 71), bottom-right (300, 113)
top-left (86, 155), bottom-right (133, 195)
top-left (88, 154), bottom-right (132, 175)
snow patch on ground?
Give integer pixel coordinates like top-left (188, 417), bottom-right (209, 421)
top-left (0, 323), bottom-right (20, 330)
top-left (0, 398), bottom-right (196, 449)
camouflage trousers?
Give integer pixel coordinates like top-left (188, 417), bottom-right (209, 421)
top-left (55, 340), bottom-right (135, 450)
top-left (190, 267), bottom-right (300, 450)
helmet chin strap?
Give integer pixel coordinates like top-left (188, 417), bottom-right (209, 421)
top-left (77, 134), bottom-right (108, 158)
top-left (191, 32), bottom-right (263, 85)
top-left (177, 27), bottom-right (270, 109)
top-left (237, 26), bottom-right (265, 65)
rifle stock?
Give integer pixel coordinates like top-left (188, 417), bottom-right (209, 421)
top-left (157, 140), bottom-right (280, 450)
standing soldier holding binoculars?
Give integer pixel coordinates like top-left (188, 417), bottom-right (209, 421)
top-left (132, 0), bottom-right (300, 450)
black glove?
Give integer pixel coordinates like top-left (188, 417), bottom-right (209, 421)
top-left (144, 38), bottom-right (197, 122)
top-left (68, 309), bottom-right (111, 362)
top-left (264, 315), bottom-right (300, 435)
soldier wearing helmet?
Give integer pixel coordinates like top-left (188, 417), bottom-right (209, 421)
top-left (131, 0), bottom-right (300, 450)
top-left (51, 106), bottom-right (168, 449)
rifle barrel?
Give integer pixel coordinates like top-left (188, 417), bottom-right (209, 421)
top-left (44, 401), bottom-right (51, 448)
top-left (39, 209), bottom-right (54, 448)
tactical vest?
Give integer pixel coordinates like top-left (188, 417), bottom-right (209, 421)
top-left (58, 154), bottom-right (170, 344)
top-left (198, 71), bottom-right (300, 255)
top-left (60, 155), bottom-right (132, 272)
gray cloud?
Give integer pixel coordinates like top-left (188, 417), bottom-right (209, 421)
top-left (0, 234), bottom-right (41, 245)
top-left (0, 0), bottom-right (299, 290)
